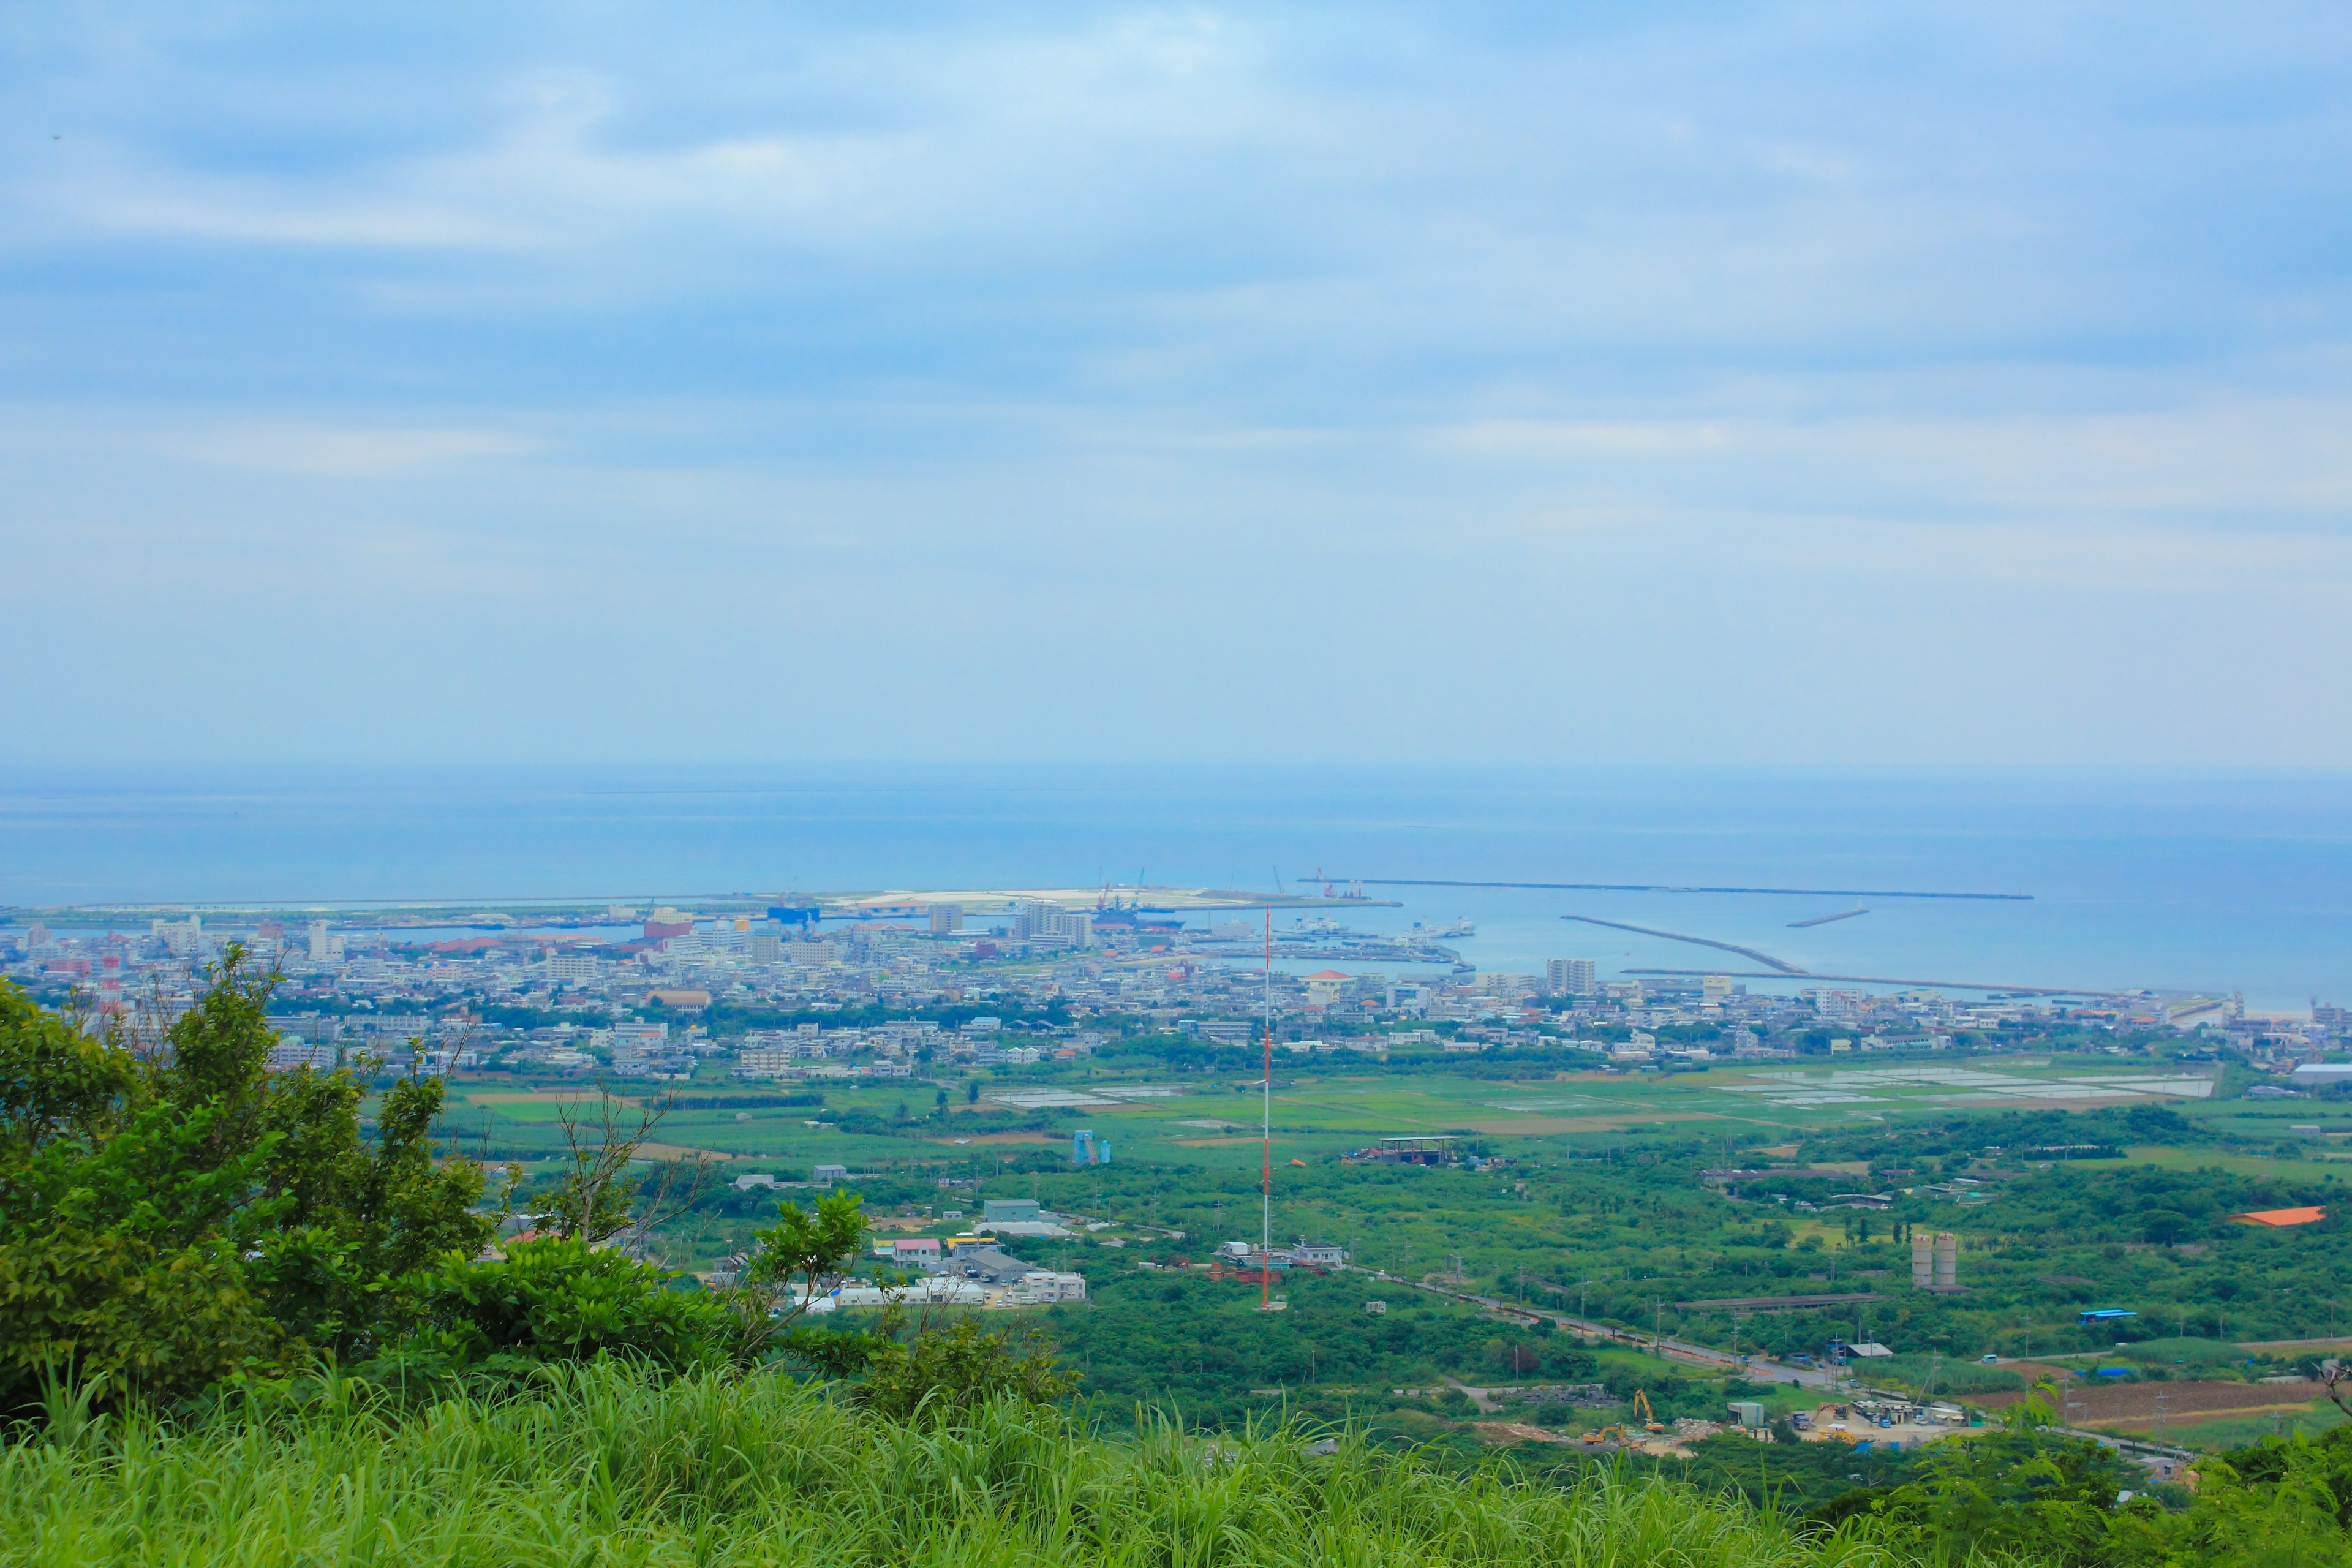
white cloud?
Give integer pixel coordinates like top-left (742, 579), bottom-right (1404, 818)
top-left (160, 420), bottom-right (544, 476)
top-left (2, 4), bottom-right (2350, 764)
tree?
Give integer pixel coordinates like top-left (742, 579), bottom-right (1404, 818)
top-left (854, 1317), bottom-right (1076, 1420)
top-left (0, 951), bottom-right (492, 1411)
top-left (540, 1090), bottom-right (709, 1251)
top-left (402, 1236), bottom-right (733, 1378)
top-left (1862, 1422), bottom-right (2139, 1566)
top-left (720, 1189), bottom-right (875, 1371)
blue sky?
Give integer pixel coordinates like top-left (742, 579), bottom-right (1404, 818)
top-left (4, 4), bottom-right (2348, 766)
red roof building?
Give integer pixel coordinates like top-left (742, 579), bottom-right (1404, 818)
top-left (2230, 1206), bottom-right (2327, 1227)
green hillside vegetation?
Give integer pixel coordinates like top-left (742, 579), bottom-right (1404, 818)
top-left (0, 1362), bottom-right (1872, 1568)
top-left (18, 962), bottom-right (2352, 1564)
top-left (12, 1361), bottom-right (2352, 1567)
top-left (407, 1041), bottom-right (2352, 1417)
top-left (545, 1074), bottom-right (2352, 1418)
top-left (0, 959), bottom-right (880, 1409)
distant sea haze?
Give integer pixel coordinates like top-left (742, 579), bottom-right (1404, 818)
top-left (2, 766), bottom-right (2347, 1011)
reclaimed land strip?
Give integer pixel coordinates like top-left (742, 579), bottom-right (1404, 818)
top-left (1629, 967), bottom-right (2087, 997)
top-left (1346, 877), bottom-right (2031, 900)
top-left (1562, 914), bottom-right (1806, 974)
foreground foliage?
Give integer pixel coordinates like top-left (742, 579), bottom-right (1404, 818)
top-left (0, 1357), bottom-right (1892, 1568)
top-left (0, 959), bottom-right (488, 1409)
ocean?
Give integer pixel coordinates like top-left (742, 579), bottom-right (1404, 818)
top-left (2, 766), bottom-right (2347, 1012)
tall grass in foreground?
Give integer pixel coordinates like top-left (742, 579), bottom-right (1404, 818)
top-left (0, 1361), bottom-right (1902, 1568)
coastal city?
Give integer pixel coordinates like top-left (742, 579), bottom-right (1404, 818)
top-left (7, 890), bottom-right (2344, 1085)
top-left (10, 0), bottom-right (2351, 1558)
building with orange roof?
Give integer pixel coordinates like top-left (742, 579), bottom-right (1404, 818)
top-left (1303, 969), bottom-right (1351, 1008)
top-left (2230, 1205), bottom-right (2327, 1227)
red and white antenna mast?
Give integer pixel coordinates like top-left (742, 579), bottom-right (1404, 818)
top-left (1262, 902), bottom-right (1273, 1310)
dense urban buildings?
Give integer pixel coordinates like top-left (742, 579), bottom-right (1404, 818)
top-left (3, 896), bottom-right (2334, 1084)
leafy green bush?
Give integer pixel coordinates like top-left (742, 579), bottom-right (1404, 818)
top-left (851, 1317), bottom-right (1076, 1419)
top-left (0, 959), bottom-right (488, 1411)
top-left (396, 1236), bottom-right (734, 1373)
top-left (1, 959), bottom-right (895, 1414)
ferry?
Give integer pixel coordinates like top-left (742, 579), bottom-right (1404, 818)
top-left (1409, 916), bottom-right (1476, 940)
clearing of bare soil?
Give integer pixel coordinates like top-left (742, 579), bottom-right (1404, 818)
top-left (1475, 1421), bottom-right (1574, 1446)
top-left (1974, 1379), bottom-right (2321, 1425)
top-left (634, 1140), bottom-right (736, 1162)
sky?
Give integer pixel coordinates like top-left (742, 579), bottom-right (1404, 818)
top-left (3, 3), bottom-right (2349, 768)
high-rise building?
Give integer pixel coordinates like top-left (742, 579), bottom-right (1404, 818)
top-left (1545, 958), bottom-right (1597, 997)
top-left (1812, 988), bottom-right (1861, 1022)
top-left (1912, 1230), bottom-right (1934, 1288)
top-left (152, 916), bottom-right (203, 957)
top-left (1935, 1231), bottom-right (1958, 1289)
top-left (307, 920), bottom-right (345, 963)
top-left (929, 903), bottom-right (964, 935)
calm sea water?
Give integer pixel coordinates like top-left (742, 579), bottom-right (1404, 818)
top-left (2, 767), bottom-right (2348, 1011)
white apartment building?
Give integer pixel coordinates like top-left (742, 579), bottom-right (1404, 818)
top-left (1010, 1270), bottom-right (1087, 1304)
top-left (733, 1047), bottom-right (801, 1079)
top-left (153, 917), bottom-right (203, 957)
top-left (543, 951), bottom-right (600, 982)
top-left (1544, 958), bottom-right (1597, 997)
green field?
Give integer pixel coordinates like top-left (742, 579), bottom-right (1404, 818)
top-left (432, 1047), bottom-right (2318, 1216)
top-left (412, 1041), bottom-right (2352, 1434)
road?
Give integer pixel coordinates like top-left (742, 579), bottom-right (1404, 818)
top-left (1351, 1267), bottom-right (1838, 1388)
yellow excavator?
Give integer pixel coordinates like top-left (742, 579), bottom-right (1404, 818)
top-left (1579, 1390), bottom-right (1668, 1445)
